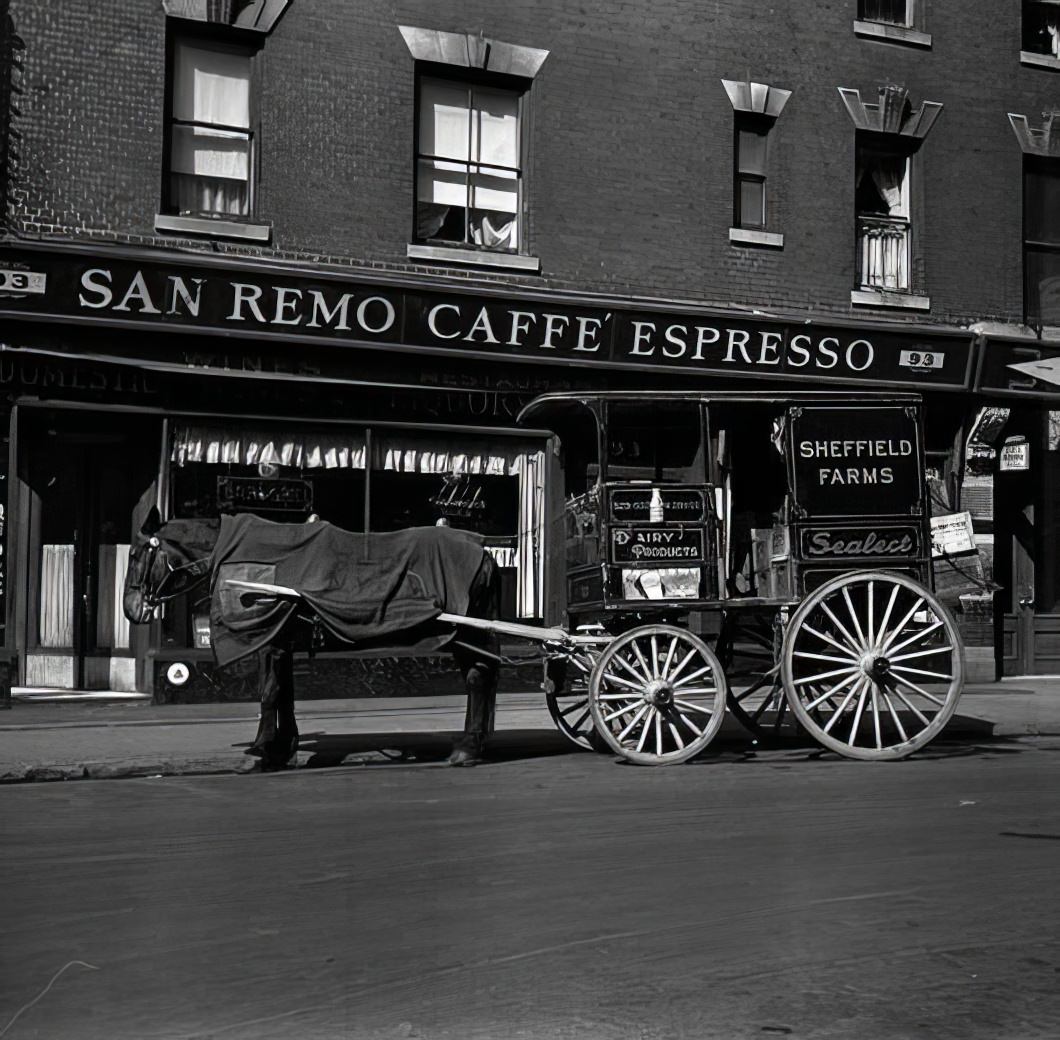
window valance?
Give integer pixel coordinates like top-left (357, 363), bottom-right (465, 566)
top-left (373, 435), bottom-right (536, 475)
top-left (171, 426), bottom-right (539, 475)
top-left (171, 425), bottom-right (367, 469)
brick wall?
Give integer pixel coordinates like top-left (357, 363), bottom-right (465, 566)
top-left (4, 0), bottom-right (1053, 327)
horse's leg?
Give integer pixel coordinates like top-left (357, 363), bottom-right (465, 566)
top-left (448, 555), bottom-right (500, 766)
top-left (246, 639), bottom-right (298, 770)
top-left (246, 645), bottom-right (280, 764)
top-left (274, 639), bottom-right (299, 768)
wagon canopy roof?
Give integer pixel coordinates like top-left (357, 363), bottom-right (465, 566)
top-left (516, 389), bottom-right (923, 428)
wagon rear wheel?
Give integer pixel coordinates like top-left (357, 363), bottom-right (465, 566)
top-left (718, 608), bottom-right (802, 744)
top-left (589, 624), bottom-right (727, 765)
top-left (544, 650), bottom-right (606, 751)
top-left (781, 572), bottom-right (963, 761)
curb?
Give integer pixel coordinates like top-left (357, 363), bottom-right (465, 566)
top-left (0, 757), bottom-right (258, 784)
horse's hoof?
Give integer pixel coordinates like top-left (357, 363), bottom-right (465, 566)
top-left (447, 748), bottom-right (481, 768)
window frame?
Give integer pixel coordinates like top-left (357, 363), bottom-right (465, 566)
top-left (160, 22), bottom-right (262, 226)
top-left (733, 114), bottom-right (771, 232)
top-left (853, 133), bottom-right (924, 303)
top-left (411, 63), bottom-right (530, 258)
top-left (1023, 155), bottom-right (1060, 329)
top-left (857, 0), bottom-right (914, 28)
top-left (1022, 0), bottom-right (1060, 64)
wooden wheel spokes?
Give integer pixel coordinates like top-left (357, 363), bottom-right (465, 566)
top-left (781, 572), bottom-right (964, 761)
top-left (544, 648), bottom-right (602, 751)
top-left (720, 609), bottom-right (803, 744)
top-left (589, 624), bottom-right (727, 765)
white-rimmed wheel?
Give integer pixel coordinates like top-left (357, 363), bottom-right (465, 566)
top-left (781, 572), bottom-right (964, 761)
top-left (588, 624), bottom-right (727, 765)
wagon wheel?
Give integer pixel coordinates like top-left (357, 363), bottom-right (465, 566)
top-left (718, 608), bottom-right (803, 744)
top-left (589, 624), bottom-right (727, 765)
top-left (544, 648), bottom-right (606, 751)
top-left (781, 571), bottom-right (964, 761)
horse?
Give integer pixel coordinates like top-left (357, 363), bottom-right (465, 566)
top-left (123, 507), bottom-right (501, 770)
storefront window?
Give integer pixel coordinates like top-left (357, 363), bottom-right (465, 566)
top-left (163, 422), bottom-right (547, 643)
top-left (371, 432), bottom-right (545, 619)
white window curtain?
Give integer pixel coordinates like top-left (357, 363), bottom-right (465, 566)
top-left (39, 544), bottom-right (74, 648)
top-left (171, 40), bottom-right (251, 216)
top-left (372, 434), bottom-right (526, 475)
top-left (514, 451), bottom-right (545, 618)
top-left (857, 153), bottom-right (910, 290)
top-left (97, 544), bottom-right (131, 651)
top-left (171, 425), bottom-right (366, 469)
top-left (869, 155), bottom-right (909, 218)
top-left (417, 78), bottom-right (519, 249)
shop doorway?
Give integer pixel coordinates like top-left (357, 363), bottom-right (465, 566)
top-left (18, 410), bottom-right (160, 690)
top-left (996, 406), bottom-right (1060, 675)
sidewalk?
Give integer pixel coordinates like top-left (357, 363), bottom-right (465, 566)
top-left (1, 680), bottom-right (1058, 783)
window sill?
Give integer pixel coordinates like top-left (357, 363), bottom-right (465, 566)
top-left (851, 288), bottom-right (931, 311)
top-left (853, 19), bottom-right (932, 48)
top-left (1020, 50), bottom-right (1060, 70)
top-left (729, 228), bottom-right (784, 248)
top-left (407, 243), bottom-right (541, 273)
top-left (154, 214), bottom-right (272, 243)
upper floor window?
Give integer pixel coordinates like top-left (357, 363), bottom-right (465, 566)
top-left (1024, 157), bottom-right (1060, 328)
top-left (733, 116), bottom-right (770, 231)
top-left (1023, 1), bottom-right (1060, 58)
top-left (415, 75), bottom-right (524, 254)
top-left (165, 36), bottom-right (256, 221)
top-left (856, 140), bottom-right (911, 292)
top-left (859, 0), bottom-right (913, 26)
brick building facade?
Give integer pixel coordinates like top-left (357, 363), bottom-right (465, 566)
top-left (1, 0), bottom-right (1059, 695)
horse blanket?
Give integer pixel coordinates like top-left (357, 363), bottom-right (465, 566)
top-left (210, 515), bottom-right (489, 667)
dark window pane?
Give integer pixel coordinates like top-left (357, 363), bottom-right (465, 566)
top-left (369, 472), bottom-right (518, 535)
top-left (605, 403), bottom-right (704, 482)
top-left (737, 128), bottom-right (767, 176)
top-left (1023, 1), bottom-right (1060, 55)
top-left (1025, 247), bottom-right (1060, 326)
top-left (859, 0), bottom-right (910, 24)
top-left (738, 178), bottom-right (765, 228)
top-left (1026, 162), bottom-right (1060, 244)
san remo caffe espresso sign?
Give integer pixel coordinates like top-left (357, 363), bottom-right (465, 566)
top-left (0, 245), bottom-right (975, 391)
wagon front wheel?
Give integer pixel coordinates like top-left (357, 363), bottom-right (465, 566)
top-left (589, 625), bottom-right (727, 765)
top-left (781, 572), bottom-right (964, 761)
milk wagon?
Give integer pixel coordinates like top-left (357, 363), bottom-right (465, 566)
top-left (515, 390), bottom-right (963, 764)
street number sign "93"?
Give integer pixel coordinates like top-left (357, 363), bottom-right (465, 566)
top-left (899, 349), bottom-right (944, 370)
top-left (0, 269), bottom-right (47, 294)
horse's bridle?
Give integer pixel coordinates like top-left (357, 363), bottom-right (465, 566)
top-left (130, 535), bottom-right (212, 611)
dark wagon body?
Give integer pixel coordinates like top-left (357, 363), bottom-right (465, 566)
top-left (517, 391), bottom-right (962, 763)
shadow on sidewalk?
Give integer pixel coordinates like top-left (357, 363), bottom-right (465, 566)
top-left (261, 728), bottom-right (581, 769)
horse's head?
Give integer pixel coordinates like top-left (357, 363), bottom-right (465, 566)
top-left (123, 508), bottom-right (219, 624)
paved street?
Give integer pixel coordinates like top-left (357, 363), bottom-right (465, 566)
top-left (3, 735), bottom-right (1060, 1040)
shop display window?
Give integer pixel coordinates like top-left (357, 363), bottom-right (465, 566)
top-left (163, 422), bottom-right (546, 645)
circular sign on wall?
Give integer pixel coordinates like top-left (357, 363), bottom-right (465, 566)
top-left (166, 662), bottom-right (191, 687)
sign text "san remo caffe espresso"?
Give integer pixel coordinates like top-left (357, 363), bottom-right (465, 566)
top-left (0, 247), bottom-right (971, 388)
